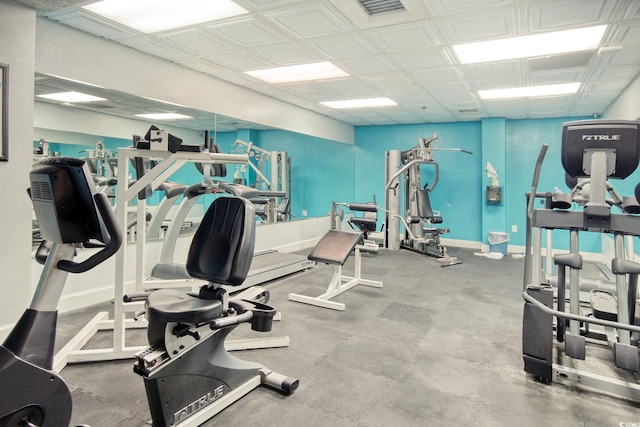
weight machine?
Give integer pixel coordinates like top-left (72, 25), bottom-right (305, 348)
top-left (233, 139), bottom-right (291, 222)
top-left (384, 134), bottom-right (472, 266)
top-left (52, 128), bottom-right (252, 371)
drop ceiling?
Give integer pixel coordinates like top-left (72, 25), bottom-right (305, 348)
top-left (20, 0), bottom-right (640, 128)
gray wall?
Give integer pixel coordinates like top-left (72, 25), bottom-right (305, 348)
top-left (603, 72), bottom-right (640, 120)
top-left (0, 2), bottom-right (36, 336)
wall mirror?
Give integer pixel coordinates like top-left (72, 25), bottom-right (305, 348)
top-left (32, 73), bottom-right (356, 242)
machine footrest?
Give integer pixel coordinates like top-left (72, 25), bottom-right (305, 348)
top-left (591, 290), bottom-right (618, 321)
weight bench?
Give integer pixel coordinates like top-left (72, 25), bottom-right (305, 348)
top-left (289, 230), bottom-right (383, 311)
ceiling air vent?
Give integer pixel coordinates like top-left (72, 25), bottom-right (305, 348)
top-left (359, 0), bottom-right (406, 15)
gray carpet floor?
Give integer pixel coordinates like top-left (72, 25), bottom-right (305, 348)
top-left (55, 247), bottom-right (640, 426)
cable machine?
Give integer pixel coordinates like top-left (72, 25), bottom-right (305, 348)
top-left (384, 134), bottom-right (472, 265)
top-left (233, 139), bottom-right (292, 222)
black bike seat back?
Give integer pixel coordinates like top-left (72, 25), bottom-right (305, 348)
top-left (186, 196), bottom-right (256, 286)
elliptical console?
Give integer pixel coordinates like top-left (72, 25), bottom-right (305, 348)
top-left (0, 157), bottom-right (122, 427)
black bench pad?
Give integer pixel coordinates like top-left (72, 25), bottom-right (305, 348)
top-left (308, 230), bottom-right (363, 266)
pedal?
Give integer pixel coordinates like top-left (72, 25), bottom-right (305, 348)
top-left (134, 345), bottom-right (169, 375)
top-left (590, 289), bottom-right (617, 321)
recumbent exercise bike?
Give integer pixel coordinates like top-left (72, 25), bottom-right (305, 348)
top-left (0, 157), bottom-right (297, 427)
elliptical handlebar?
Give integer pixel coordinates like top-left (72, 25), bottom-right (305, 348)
top-left (56, 193), bottom-right (123, 274)
top-left (523, 144), bottom-right (548, 290)
top-left (35, 240), bottom-right (53, 265)
top-left (526, 145), bottom-right (549, 221)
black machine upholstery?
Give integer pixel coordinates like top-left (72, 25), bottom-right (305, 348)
top-left (146, 289), bottom-right (223, 324)
top-left (186, 196), bottom-right (256, 286)
top-left (348, 202), bottom-right (378, 238)
top-left (146, 196), bottom-right (255, 324)
top-left (416, 189), bottom-right (444, 224)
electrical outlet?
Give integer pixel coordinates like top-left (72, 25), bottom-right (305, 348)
top-left (302, 209), bottom-right (307, 217)
top-left (511, 224), bottom-right (518, 233)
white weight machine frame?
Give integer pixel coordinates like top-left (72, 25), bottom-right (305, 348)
top-left (53, 146), bottom-right (252, 371)
top-left (233, 139), bottom-right (291, 222)
top-left (289, 230), bottom-right (383, 311)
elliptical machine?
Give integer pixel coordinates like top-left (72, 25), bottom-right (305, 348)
top-left (0, 156), bottom-right (299, 427)
top-left (0, 157), bottom-right (122, 426)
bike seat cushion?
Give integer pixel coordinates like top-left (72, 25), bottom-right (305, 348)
top-left (146, 289), bottom-right (223, 324)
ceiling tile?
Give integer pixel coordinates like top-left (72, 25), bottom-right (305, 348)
top-left (392, 48), bottom-right (456, 71)
top-left (311, 34), bottom-right (378, 58)
top-left (365, 21), bottom-right (441, 52)
top-left (609, 21), bottom-right (640, 44)
top-left (257, 42), bottom-right (324, 65)
top-left (529, 69), bottom-right (585, 85)
top-left (388, 93), bottom-right (435, 107)
top-left (425, 0), bottom-right (518, 17)
top-left (410, 68), bottom-right (465, 85)
top-left (437, 7), bottom-right (519, 42)
top-left (463, 61), bottom-right (521, 80)
top-left (527, 0), bottom-right (616, 32)
top-left (338, 55), bottom-right (399, 76)
top-left (213, 17), bottom-right (291, 47)
top-left (359, 72), bottom-right (413, 87)
top-left (266, 3), bottom-right (353, 38)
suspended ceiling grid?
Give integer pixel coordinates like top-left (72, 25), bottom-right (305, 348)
top-left (19, 0), bottom-right (640, 127)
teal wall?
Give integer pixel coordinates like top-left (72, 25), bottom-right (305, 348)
top-left (254, 129), bottom-right (354, 219)
top-left (352, 116), bottom-right (640, 254)
top-left (37, 116), bottom-right (640, 255)
top-left (503, 117), bottom-right (600, 252)
top-left (354, 122), bottom-right (482, 242)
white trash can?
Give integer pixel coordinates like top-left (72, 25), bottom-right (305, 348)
top-left (488, 232), bottom-right (509, 255)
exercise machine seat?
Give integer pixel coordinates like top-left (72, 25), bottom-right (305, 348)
top-left (146, 288), bottom-right (223, 324)
top-left (277, 197), bottom-right (290, 218)
top-left (348, 203), bottom-right (378, 236)
top-left (185, 196), bottom-right (255, 286)
top-left (416, 189), bottom-right (443, 224)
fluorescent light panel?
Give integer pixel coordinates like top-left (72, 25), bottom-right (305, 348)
top-left (135, 113), bottom-right (193, 120)
top-left (37, 91), bottom-right (107, 103)
top-left (82, 0), bottom-right (248, 33)
top-left (453, 25), bottom-right (607, 64)
top-left (321, 98), bottom-right (397, 109)
top-left (478, 83), bottom-right (581, 100)
top-left (245, 62), bottom-right (349, 84)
